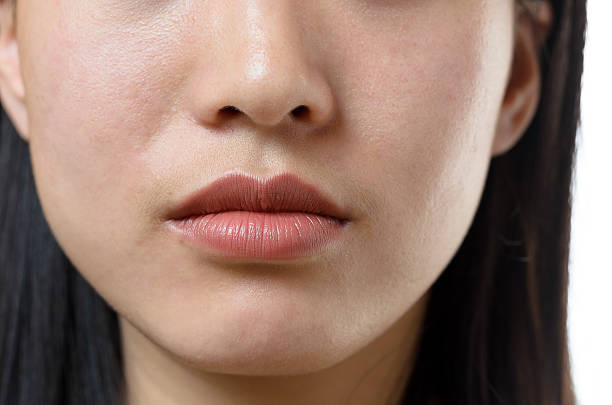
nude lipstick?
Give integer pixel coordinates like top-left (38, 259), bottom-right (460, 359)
top-left (164, 171), bottom-right (351, 260)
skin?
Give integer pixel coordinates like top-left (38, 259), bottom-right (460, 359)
top-left (0, 0), bottom-right (551, 404)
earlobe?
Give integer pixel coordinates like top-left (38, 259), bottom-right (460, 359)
top-left (0, 0), bottom-right (29, 141)
top-left (491, 0), bottom-right (553, 158)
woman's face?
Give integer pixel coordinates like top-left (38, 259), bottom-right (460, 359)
top-left (5, 0), bottom-right (537, 375)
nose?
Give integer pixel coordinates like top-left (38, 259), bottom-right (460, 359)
top-left (187, 1), bottom-right (336, 130)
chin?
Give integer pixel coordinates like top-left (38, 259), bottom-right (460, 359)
top-left (163, 324), bottom-right (352, 376)
top-left (128, 301), bottom-right (359, 377)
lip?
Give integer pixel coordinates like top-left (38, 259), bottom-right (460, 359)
top-left (164, 171), bottom-right (351, 260)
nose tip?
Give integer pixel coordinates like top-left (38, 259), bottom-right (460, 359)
top-left (194, 64), bottom-right (335, 129)
top-left (186, 4), bottom-right (336, 130)
top-left (208, 75), bottom-right (335, 129)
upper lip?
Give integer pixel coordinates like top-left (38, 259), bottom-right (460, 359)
top-left (166, 171), bottom-right (350, 222)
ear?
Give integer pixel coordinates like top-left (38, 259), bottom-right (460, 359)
top-left (0, 0), bottom-right (29, 141)
top-left (491, 0), bottom-right (553, 157)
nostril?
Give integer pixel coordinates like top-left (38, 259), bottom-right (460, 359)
top-left (219, 105), bottom-right (241, 116)
top-left (291, 105), bottom-right (309, 118)
top-left (218, 105), bottom-right (310, 122)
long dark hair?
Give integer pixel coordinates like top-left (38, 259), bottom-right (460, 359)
top-left (1, 0), bottom-right (586, 403)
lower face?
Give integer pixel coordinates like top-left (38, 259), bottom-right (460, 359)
top-left (18, 0), bottom-right (513, 374)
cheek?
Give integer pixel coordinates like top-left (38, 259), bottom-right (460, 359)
top-left (23, 4), bottom-right (191, 284)
top-left (329, 4), bottom-right (512, 283)
top-left (27, 5), bottom-right (185, 159)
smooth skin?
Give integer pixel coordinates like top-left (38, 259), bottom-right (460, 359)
top-left (0, 0), bottom-right (551, 404)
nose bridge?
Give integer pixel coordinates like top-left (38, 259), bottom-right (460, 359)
top-left (189, 0), bottom-right (334, 129)
top-left (242, 1), bottom-right (296, 83)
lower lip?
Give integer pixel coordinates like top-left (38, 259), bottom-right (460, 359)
top-left (166, 211), bottom-right (348, 260)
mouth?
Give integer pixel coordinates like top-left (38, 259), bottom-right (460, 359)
top-left (164, 170), bottom-right (352, 260)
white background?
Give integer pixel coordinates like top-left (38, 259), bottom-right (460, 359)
top-left (568, 1), bottom-right (612, 404)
